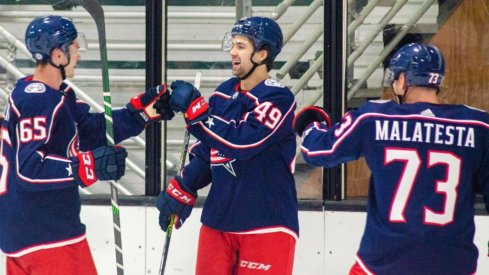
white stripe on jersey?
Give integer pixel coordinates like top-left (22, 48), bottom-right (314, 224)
top-left (355, 255), bottom-right (375, 275)
top-left (195, 100), bottom-right (296, 149)
top-left (302, 112), bottom-right (489, 157)
top-left (45, 96), bottom-right (66, 144)
top-left (229, 226), bottom-right (298, 241)
top-left (5, 234), bottom-right (86, 257)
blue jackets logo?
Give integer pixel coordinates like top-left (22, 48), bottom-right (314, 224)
top-left (264, 78), bottom-right (284, 88)
top-left (210, 148), bottom-right (236, 177)
top-left (24, 83), bottom-right (46, 93)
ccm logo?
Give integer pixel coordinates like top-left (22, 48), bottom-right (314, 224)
top-left (239, 260), bottom-right (271, 271)
top-left (191, 98), bottom-right (207, 114)
top-left (192, 102), bottom-right (201, 113)
top-left (168, 182), bottom-right (194, 204)
top-left (82, 153), bottom-right (95, 180)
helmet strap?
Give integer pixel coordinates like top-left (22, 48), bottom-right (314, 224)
top-left (396, 94), bottom-right (403, 104)
top-left (48, 50), bottom-right (71, 81)
top-left (59, 65), bottom-right (67, 81)
top-left (397, 87), bottom-right (409, 104)
top-left (239, 52), bottom-right (266, 81)
top-left (390, 82), bottom-right (407, 104)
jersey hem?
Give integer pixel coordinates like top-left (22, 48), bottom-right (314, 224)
top-left (4, 234), bottom-right (86, 257)
top-left (355, 255), bottom-right (375, 275)
top-left (228, 226), bottom-right (299, 241)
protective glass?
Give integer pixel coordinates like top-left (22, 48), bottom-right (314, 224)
top-left (383, 67), bottom-right (395, 87)
top-left (221, 32), bottom-right (233, 52)
top-left (77, 32), bottom-right (88, 52)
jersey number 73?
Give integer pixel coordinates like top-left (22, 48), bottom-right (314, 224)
top-left (385, 148), bottom-right (461, 226)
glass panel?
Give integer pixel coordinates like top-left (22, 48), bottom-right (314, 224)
top-left (165, 0), bottom-right (324, 200)
top-left (0, 0), bottom-right (147, 195)
top-left (346, 0), bottom-right (488, 198)
top-left (0, 0), bottom-right (325, 200)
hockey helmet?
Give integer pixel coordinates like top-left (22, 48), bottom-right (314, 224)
top-left (223, 16), bottom-right (283, 63)
top-left (25, 15), bottom-right (78, 62)
top-left (387, 43), bottom-right (445, 88)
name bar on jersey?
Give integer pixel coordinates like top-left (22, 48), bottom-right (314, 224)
top-left (375, 120), bottom-right (475, 148)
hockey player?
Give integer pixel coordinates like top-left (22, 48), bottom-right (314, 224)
top-left (0, 15), bottom-right (173, 274)
top-left (156, 17), bottom-right (298, 274)
top-left (294, 43), bottom-right (489, 274)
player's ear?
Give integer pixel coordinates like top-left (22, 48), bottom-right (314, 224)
top-left (51, 48), bottom-right (61, 57)
top-left (392, 73), bottom-right (407, 95)
top-left (254, 48), bottom-right (269, 64)
top-left (399, 73), bottom-right (408, 88)
top-left (50, 48), bottom-right (65, 64)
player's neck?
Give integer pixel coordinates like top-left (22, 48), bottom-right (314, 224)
top-left (240, 67), bottom-right (269, 91)
top-left (32, 64), bottom-right (63, 90)
top-left (403, 87), bottom-right (439, 104)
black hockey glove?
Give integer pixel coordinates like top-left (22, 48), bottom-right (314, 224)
top-left (154, 91), bottom-right (175, 121)
top-left (156, 177), bottom-right (197, 231)
top-left (169, 80), bottom-right (208, 123)
top-left (72, 146), bottom-right (128, 187)
top-left (127, 84), bottom-right (174, 126)
top-left (293, 106), bottom-right (332, 137)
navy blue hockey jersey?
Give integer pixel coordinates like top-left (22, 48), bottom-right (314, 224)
top-left (181, 77), bottom-right (299, 238)
top-left (0, 76), bottom-right (143, 255)
top-left (301, 100), bottom-right (489, 274)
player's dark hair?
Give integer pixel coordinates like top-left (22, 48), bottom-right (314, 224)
top-left (260, 44), bottom-right (274, 71)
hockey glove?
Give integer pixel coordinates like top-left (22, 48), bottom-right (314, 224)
top-left (72, 146), bottom-right (128, 188)
top-left (169, 80), bottom-right (208, 122)
top-left (156, 177), bottom-right (197, 231)
top-left (127, 84), bottom-right (174, 126)
top-left (293, 106), bottom-right (332, 137)
top-left (153, 91), bottom-right (175, 121)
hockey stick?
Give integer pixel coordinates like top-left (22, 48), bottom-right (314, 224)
top-left (159, 130), bottom-right (190, 275)
top-left (159, 71), bottom-right (202, 275)
top-left (77, 1), bottom-right (124, 274)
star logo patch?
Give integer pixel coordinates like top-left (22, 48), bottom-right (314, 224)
top-left (205, 117), bottom-right (215, 128)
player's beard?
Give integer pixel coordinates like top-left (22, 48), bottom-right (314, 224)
top-left (231, 63), bottom-right (242, 77)
top-left (232, 63), bottom-right (250, 78)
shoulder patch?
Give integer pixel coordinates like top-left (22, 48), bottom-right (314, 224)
top-left (24, 83), bottom-right (46, 94)
top-left (264, 78), bottom-right (285, 88)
